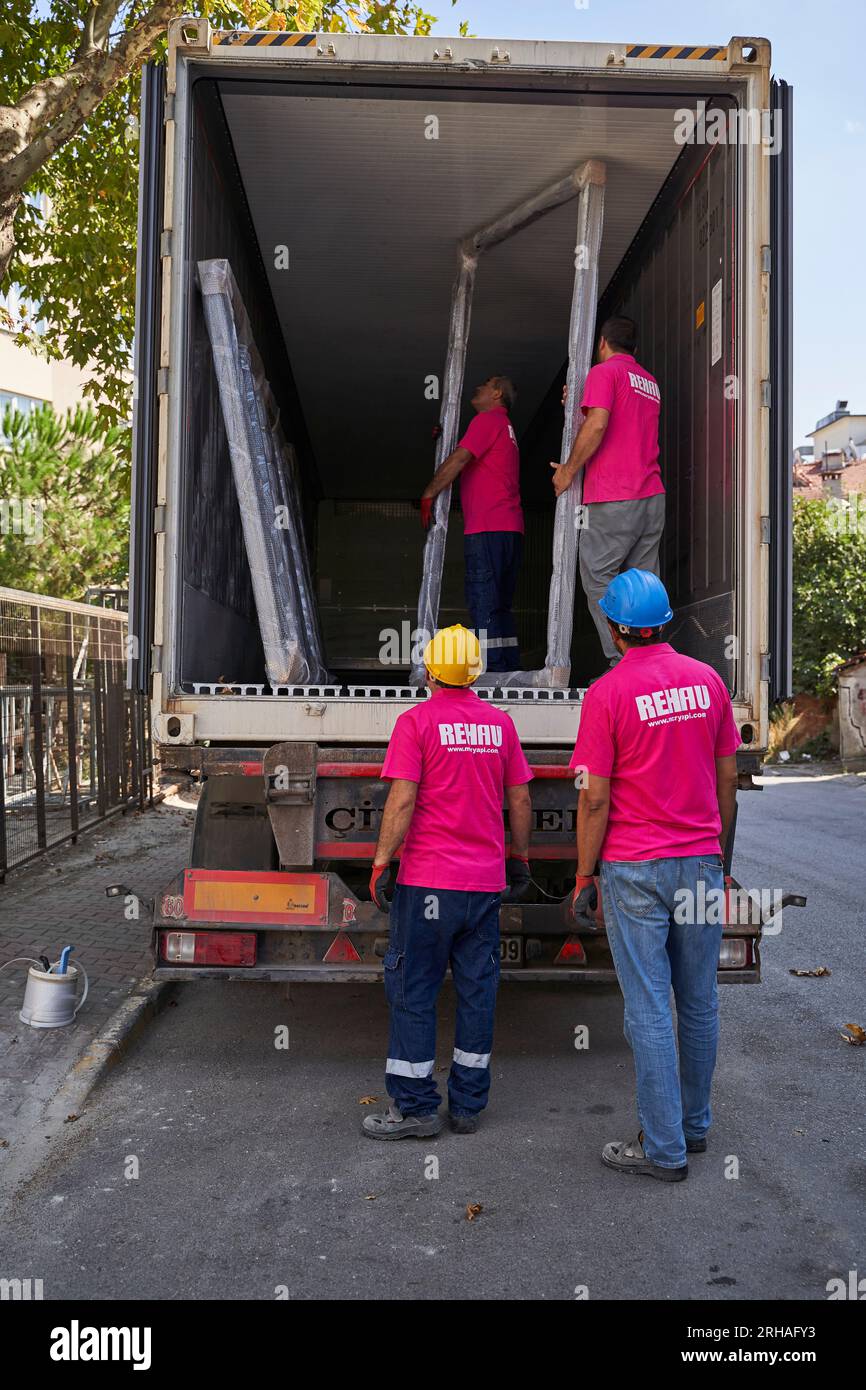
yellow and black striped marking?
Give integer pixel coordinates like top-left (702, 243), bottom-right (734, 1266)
top-left (627, 44), bottom-right (728, 61)
top-left (212, 30), bottom-right (317, 47)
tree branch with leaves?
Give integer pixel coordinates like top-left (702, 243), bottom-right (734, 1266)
top-left (0, 0), bottom-right (462, 429)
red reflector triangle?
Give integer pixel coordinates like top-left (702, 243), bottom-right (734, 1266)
top-left (323, 932), bottom-right (362, 964)
top-left (555, 935), bottom-right (587, 964)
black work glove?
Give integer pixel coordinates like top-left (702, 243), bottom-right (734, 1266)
top-left (566, 873), bottom-right (597, 923)
top-left (370, 862), bottom-right (395, 913)
top-left (503, 855), bottom-right (532, 904)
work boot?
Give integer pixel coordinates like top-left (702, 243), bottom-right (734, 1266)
top-left (362, 1103), bottom-right (442, 1140)
top-left (685, 1135), bottom-right (708, 1153)
top-left (449, 1112), bottom-right (479, 1135)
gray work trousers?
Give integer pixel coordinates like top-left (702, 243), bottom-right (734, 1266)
top-left (578, 492), bottom-right (666, 662)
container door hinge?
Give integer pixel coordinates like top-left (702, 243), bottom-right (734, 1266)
top-left (761, 380), bottom-right (772, 408)
top-left (164, 94), bottom-right (175, 124)
top-left (760, 654), bottom-right (771, 682)
top-left (151, 645), bottom-right (162, 673)
top-left (157, 367), bottom-right (170, 395)
top-left (154, 504), bottom-right (166, 534)
top-left (761, 245), bottom-right (772, 274)
top-left (160, 230), bottom-right (172, 258)
top-left (760, 515), bottom-right (771, 544)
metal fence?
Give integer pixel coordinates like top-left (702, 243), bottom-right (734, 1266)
top-left (0, 588), bottom-right (153, 879)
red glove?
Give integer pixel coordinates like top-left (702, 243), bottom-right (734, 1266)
top-left (420, 496), bottom-right (433, 530)
top-left (370, 862), bottom-right (394, 913)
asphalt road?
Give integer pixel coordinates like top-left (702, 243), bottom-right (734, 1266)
top-left (1, 772), bottom-right (863, 1301)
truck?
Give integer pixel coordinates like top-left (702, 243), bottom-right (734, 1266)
top-left (129, 22), bottom-right (794, 985)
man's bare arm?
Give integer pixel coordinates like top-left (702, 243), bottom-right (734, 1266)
top-left (373, 780), bottom-right (418, 865)
top-left (715, 755), bottom-right (738, 858)
top-left (576, 773), bottom-right (611, 877)
top-left (551, 408), bottom-right (609, 497)
top-left (505, 784), bottom-right (532, 858)
top-left (422, 446), bottom-right (474, 500)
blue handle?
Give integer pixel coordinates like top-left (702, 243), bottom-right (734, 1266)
top-left (57, 946), bottom-right (73, 975)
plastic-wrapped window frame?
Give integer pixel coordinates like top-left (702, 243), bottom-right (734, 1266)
top-left (412, 161), bottom-right (606, 688)
top-left (198, 258), bottom-right (328, 687)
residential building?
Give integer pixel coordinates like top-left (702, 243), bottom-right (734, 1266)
top-left (794, 401), bottom-right (866, 500)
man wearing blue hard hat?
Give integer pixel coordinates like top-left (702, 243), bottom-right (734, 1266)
top-left (568, 568), bottom-right (740, 1183)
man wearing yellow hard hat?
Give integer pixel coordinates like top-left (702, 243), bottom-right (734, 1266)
top-left (362, 624), bottom-right (533, 1140)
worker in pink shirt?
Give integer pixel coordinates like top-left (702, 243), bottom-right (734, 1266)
top-left (420, 376), bottom-right (523, 673)
top-left (362, 624), bottom-right (533, 1140)
top-left (568, 569), bottom-right (740, 1182)
top-left (551, 317), bottom-right (665, 670)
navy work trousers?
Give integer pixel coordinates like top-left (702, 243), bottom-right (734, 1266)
top-left (464, 530), bottom-right (523, 673)
top-left (384, 884), bottom-right (501, 1118)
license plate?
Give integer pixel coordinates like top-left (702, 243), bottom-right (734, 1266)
top-left (499, 935), bottom-right (523, 965)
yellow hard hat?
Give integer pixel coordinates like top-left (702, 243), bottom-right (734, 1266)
top-left (423, 624), bottom-right (483, 687)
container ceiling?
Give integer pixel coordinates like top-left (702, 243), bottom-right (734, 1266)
top-left (221, 88), bottom-right (683, 498)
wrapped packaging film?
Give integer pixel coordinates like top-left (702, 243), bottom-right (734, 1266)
top-left (198, 258), bottom-right (328, 687)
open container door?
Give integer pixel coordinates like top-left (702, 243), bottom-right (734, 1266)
top-left (128, 61), bottom-right (165, 695)
top-left (769, 77), bottom-right (793, 705)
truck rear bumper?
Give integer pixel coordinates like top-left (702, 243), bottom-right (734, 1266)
top-left (152, 864), bottom-right (763, 983)
top-left (151, 962), bottom-right (759, 984)
top-left (152, 963), bottom-right (624, 983)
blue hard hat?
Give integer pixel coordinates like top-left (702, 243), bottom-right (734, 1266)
top-left (598, 569), bottom-right (673, 632)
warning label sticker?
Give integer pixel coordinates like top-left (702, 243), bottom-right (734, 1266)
top-left (711, 278), bottom-right (723, 366)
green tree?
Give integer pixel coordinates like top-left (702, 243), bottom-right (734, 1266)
top-left (0, 1), bottom-right (462, 429)
top-left (792, 494), bottom-right (866, 696)
top-left (0, 402), bottom-right (130, 595)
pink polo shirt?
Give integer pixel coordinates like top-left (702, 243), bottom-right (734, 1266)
top-left (381, 687), bottom-right (532, 891)
top-left (569, 644), bottom-right (740, 861)
top-left (580, 353), bottom-right (664, 504)
top-left (458, 406), bottom-right (524, 535)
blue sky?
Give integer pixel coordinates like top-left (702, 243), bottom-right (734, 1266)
top-left (430, 0), bottom-right (865, 445)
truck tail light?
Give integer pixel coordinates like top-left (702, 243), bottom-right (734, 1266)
top-left (160, 931), bottom-right (256, 966)
top-left (719, 938), bottom-right (750, 969)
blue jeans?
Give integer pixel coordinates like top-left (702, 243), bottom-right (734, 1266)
top-left (384, 884), bottom-right (501, 1117)
top-left (464, 531), bottom-right (522, 672)
top-left (600, 855), bottom-right (725, 1169)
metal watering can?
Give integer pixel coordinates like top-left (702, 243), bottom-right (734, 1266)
top-left (8, 955), bottom-right (89, 1029)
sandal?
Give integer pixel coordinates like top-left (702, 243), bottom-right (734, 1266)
top-left (601, 1130), bottom-right (688, 1182)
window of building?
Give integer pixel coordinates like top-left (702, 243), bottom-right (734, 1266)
top-left (0, 282), bottom-right (46, 337)
top-left (0, 391), bottom-right (47, 440)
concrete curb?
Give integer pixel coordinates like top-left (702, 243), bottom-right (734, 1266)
top-left (43, 976), bottom-right (172, 1125)
top-left (2, 976), bottom-right (174, 1194)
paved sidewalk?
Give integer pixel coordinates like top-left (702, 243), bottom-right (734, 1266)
top-left (0, 793), bottom-right (196, 1170)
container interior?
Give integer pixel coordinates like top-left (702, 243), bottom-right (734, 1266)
top-left (178, 72), bottom-right (738, 693)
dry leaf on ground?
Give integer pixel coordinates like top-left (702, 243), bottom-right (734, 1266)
top-left (840, 1024), bottom-right (866, 1046)
top-left (358, 1095), bottom-right (379, 1105)
top-left (466, 1203), bottom-right (483, 1222)
top-left (789, 966), bottom-right (831, 977)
